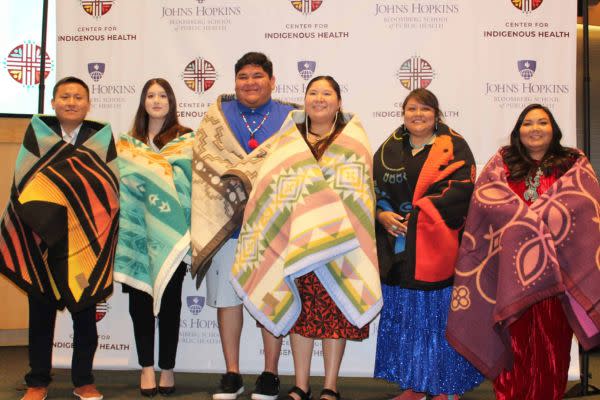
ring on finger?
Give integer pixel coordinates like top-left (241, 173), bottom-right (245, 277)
top-left (391, 225), bottom-right (399, 231)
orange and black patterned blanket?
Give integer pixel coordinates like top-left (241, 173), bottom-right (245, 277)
top-left (0, 115), bottom-right (119, 312)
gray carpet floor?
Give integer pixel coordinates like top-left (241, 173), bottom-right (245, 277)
top-left (1, 346), bottom-right (599, 400)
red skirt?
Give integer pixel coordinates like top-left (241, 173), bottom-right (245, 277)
top-left (493, 296), bottom-right (572, 400)
top-left (290, 272), bottom-right (369, 340)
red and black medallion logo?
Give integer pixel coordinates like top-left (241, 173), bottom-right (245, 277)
top-left (396, 56), bottom-right (434, 91)
top-left (81, 0), bottom-right (115, 18)
top-left (510, 0), bottom-right (543, 13)
top-left (95, 302), bottom-right (110, 322)
top-left (290, 0), bottom-right (323, 15)
top-left (3, 41), bottom-right (54, 88)
top-left (182, 58), bottom-right (217, 94)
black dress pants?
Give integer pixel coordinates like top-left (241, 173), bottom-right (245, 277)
top-left (25, 295), bottom-right (98, 388)
top-left (127, 262), bottom-right (186, 370)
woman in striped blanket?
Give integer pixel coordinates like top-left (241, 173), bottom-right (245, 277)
top-left (115, 78), bottom-right (193, 397)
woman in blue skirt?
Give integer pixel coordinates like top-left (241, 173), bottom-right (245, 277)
top-left (372, 88), bottom-right (483, 400)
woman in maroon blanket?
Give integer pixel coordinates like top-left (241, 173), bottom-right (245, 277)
top-left (492, 104), bottom-right (581, 399)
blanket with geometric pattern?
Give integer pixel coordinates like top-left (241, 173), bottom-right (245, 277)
top-left (114, 132), bottom-right (194, 315)
top-left (190, 95), bottom-right (298, 288)
top-left (0, 115), bottom-right (119, 312)
top-left (229, 111), bottom-right (382, 336)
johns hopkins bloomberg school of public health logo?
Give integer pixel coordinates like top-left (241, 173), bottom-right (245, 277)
top-left (85, 61), bottom-right (136, 110)
top-left (485, 59), bottom-right (569, 110)
top-left (274, 59), bottom-right (350, 103)
top-left (187, 296), bottom-right (205, 315)
top-left (3, 41), bottom-right (54, 88)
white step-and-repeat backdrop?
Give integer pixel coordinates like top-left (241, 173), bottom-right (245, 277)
top-left (52, 0), bottom-right (577, 376)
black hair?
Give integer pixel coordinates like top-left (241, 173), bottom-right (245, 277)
top-left (234, 52), bottom-right (273, 77)
top-left (52, 76), bottom-right (90, 100)
top-left (502, 103), bottom-right (580, 180)
top-left (300, 75), bottom-right (346, 159)
top-left (401, 88), bottom-right (443, 123)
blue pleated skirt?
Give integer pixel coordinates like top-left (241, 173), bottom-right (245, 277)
top-left (374, 284), bottom-right (484, 395)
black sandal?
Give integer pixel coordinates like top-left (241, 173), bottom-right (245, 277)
top-left (284, 385), bottom-right (313, 400)
top-left (319, 388), bottom-right (340, 400)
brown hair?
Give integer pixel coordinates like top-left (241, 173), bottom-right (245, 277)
top-left (131, 78), bottom-right (190, 149)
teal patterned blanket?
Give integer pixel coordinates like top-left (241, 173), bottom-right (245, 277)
top-left (114, 132), bottom-right (194, 314)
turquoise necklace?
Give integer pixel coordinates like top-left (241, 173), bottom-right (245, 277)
top-left (409, 133), bottom-right (436, 150)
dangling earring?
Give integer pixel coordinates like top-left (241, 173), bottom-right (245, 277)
top-left (434, 121), bottom-right (438, 132)
top-left (328, 112), bottom-right (338, 135)
top-left (305, 113), bottom-right (310, 135)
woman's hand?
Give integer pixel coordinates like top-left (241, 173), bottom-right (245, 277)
top-left (376, 210), bottom-right (407, 237)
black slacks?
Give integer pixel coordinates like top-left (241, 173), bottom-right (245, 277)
top-left (25, 295), bottom-right (98, 388)
top-left (127, 262), bottom-right (186, 370)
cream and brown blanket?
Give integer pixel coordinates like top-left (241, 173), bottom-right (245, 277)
top-left (228, 111), bottom-right (382, 336)
top-left (190, 95), bottom-right (296, 286)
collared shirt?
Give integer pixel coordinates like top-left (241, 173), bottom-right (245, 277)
top-left (222, 98), bottom-right (294, 238)
top-left (222, 98), bottom-right (294, 154)
top-left (60, 123), bottom-right (83, 144)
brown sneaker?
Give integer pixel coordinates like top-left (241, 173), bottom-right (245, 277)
top-left (21, 387), bottom-right (48, 400)
top-left (73, 384), bottom-right (103, 400)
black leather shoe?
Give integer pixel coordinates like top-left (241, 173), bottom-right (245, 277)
top-left (140, 387), bottom-right (158, 397)
top-left (158, 386), bottom-right (176, 396)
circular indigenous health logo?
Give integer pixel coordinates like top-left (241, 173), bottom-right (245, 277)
top-left (290, 0), bottom-right (323, 15)
top-left (95, 302), bottom-right (110, 322)
top-left (395, 56), bottom-right (434, 90)
top-left (511, 0), bottom-right (543, 13)
top-left (3, 41), bottom-right (54, 88)
top-left (81, 0), bottom-right (115, 18)
top-left (183, 58), bottom-right (217, 94)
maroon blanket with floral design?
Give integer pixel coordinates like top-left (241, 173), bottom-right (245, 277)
top-left (446, 151), bottom-right (600, 379)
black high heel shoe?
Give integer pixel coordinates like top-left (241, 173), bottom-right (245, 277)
top-left (140, 386), bottom-right (158, 397)
top-left (158, 385), bottom-right (176, 396)
top-left (319, 388), bottom-right (340, 400)
top-left (284, 386), bottom-right (312, 400)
